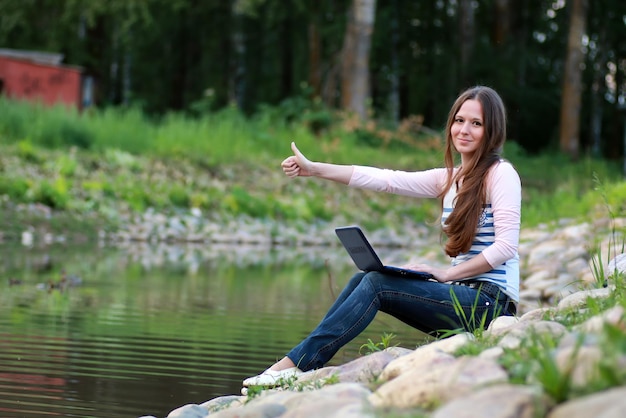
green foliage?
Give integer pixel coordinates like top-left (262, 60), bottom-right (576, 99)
top-left (359, 332), bottom-right (398, 355)
top-left (503, 332), bottom-right (576, 403)
top-left (56, 154), bottom-right (79, 176)
top-left (437, 287), bottom-right (499, 339)
top-left (168, 185), bottom-right (190, 208)
top-left (0, 95), bottom-right (624, 227)
top-left (29, 177), bottom-right (70, 209)
top-left (16, 139), bottom-right (40, 162)
top-left (245, 373), bottom-right (340, 401)
top-left (0, 176), bottom-right (29, 200)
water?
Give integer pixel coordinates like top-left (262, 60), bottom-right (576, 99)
top-left (0, 242), bottom-right (427, 418)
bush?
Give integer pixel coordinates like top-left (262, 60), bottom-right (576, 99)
top-left (0, 176), bottom-right (29, 200)
top-left (30, 178), bottom-right (70, 209)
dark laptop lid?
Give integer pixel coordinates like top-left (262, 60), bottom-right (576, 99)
top-left (335, 226), bottom-right (385, 271)
top-left (335, 226), bottom-right (434, 280)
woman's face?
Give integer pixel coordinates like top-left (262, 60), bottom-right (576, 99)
top-left (450, 99), bottom-right (485, 164)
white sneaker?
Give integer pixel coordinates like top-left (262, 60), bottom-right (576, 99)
top-left (242, 367), bottom-right (303, 387)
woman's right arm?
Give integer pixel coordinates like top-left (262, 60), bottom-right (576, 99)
top-left (281, 142), bottom-right (354, 184)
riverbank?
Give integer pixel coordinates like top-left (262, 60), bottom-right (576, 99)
top-left (103, 213), bottom-right (622, 417)
top-left (147, 225), bottom-right (626, 418)
top-left (4, 198), bottom-right (622, 312)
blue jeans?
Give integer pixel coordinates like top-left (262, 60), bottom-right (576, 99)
top-left (286, 271), bottom-right (510, 371)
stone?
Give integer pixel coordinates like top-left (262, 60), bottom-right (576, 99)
top-left (201, 395), bottom-right (244, 414)
top-left (608, 253), bottom-right (626, 276)
top-left (546, 386), bottom-right (626, 418)
top-left (379, 333), bottom-right (471, 381)
top-left (209, 402), bottom-right (286, 418)
top-left (524, 270), bottom-right (557, 290)
top-left (166, 403), bottom-right (208, 418)
top-left (242, 383), bottom-right (371, 418)
top-left (431, 383), bottom-right (551, 418)
top-left (478, 346), bottom-right (504, 361)
top-left (519, 307), bottom-right (554, 322)
top-left (576, 306), bottom-right (624, 334)
top-left (528, 240), bottom-right (567, 265)
top-left (370, 356), bottom-right (508, 409)
top-left (486, 315), bottom-right (519, 333)
top-left (489, 319), bottom-right (567, 340)
top-left (300, 349), bottom-right (403, 385)
top-left (554, 345), bottom-right (603, 387)
top-left (557, 287), bottom-right (612, 310)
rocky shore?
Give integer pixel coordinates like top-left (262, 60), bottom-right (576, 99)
top-left (125, 213), bottom-right (625, 418)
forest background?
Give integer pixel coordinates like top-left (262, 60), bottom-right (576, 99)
top-left (0, 0), bottom-right (626, 240)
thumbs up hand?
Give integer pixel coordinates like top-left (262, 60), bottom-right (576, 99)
top-left (281, 142), bottom-right (315, 178)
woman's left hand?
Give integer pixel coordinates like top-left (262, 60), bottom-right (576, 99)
top-left (402, 263), bottom-right (450, 283)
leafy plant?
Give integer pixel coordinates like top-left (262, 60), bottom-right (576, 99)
top-left (437, 287), bottom-right (503, 339)
top-left (29, 177), bottom-right (70, 209)
top-left (500, 331), bottom-right (578, 403)
top-left (359, 332), bottom-right (398, 355)
top-left (244, 373), bottom-right (340, 401)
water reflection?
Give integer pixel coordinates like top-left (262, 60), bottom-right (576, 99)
top-left (0, 243), bottom-right (429, 418)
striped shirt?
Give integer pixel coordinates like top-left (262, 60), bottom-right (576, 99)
top-left (349, 161), bottom-right (521, 301)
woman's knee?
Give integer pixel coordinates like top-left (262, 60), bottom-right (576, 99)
top-left (347, 271), bottom-right (367, 287)
top-left (361, 271), bottom-right (392, 291)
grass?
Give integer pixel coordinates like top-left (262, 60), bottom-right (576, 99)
top-left (359, 332), bottom-right (399, 355)
top-left (0, 96), bottom-right (624, 233)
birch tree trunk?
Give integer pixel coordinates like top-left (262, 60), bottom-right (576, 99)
top-left (559, 0), bottom-right (587, 160)
top-left (340, 0), bottom-right (376, 120)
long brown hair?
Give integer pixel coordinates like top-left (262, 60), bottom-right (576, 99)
top-left (439, 86), bottom-right (507, 257)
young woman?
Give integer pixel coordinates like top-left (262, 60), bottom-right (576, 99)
top-left (242, 85), bottom-right (521, 390)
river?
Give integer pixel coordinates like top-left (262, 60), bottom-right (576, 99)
top-left (0, 242), bottom-right (429, 418)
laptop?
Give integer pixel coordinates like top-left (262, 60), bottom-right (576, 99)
top-left (335, 226), bottom-right (434, 280)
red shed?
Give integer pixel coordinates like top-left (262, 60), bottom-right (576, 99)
top-left (0, 49), bottom-right (93, 110)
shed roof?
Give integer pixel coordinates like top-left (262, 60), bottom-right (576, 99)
top-left (0, 48), bottom-right (64, 66)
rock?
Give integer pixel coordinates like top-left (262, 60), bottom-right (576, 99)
top-left (431, 383), bottom-right (551, 418)
top-left (166, 403), bottom-right (208, 418)
top-left (575, 306), bottom-right (624, 333)
top-left (200, 396), bottom-right (244, 414)
top-left (370, 356), bottom-right (508, 409)
top-left (379, 333), bottom-right (471, 381)
top-left (209, 402), bottom-right (286, 418)
top-left (608, 253), bottom-right (626, 277)
top-left (486, 315), bottom-right (519, 333)
top-left (301, 347), bottom-right (408, 385)
top-left (557, 287), bottom-right (612, 310)
top-left (524, 270), bottom-right (557, 290)
top-left (490, 319), bottom-right (567, 340)
top-left (235, 383), bottom-right (372, 418)
top-left (554, 345), bottom-right (604, 387)
top-left (528, 240), bottom-right (567, 265)
top-left (546, 386), bottom-right (626, 418)
top-left (519, 307), bottom-right (554, 322)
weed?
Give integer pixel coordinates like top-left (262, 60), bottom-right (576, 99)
top-left (437, 286), bottom-right (504, 340)
top-left (359, 332), bottom-right (398, 355)
top-left (245, 373), bottom-right (340, 402)
top-left (500, 331), bottom-right (577, 403)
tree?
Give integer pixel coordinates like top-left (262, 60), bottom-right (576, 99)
top-left (458, 0), bottom-right (476, 86)
top-left (559, 0), bottom-right (588, 160)
top-left (340, 0), bottom-right (376, 120)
